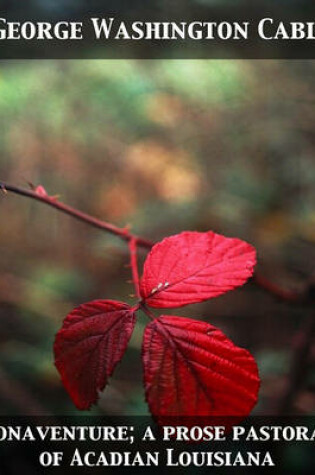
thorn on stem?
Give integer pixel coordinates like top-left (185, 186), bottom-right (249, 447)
top-left (0, 184), bottom-right (7, 195)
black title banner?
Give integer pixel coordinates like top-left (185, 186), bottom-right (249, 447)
top-left (1, 1), bottom-right (315, 59)
top-left (0, 416), bottom-right (314, 474)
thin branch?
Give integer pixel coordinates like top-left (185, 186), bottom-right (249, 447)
top-left (128, 238), bottom-right (141, 299)
top-left (0, 181), bottom-right (310, 305)
top-left (252, 273), bottom-right (306, 304)
top-left (140, 302), bottom-right (157, 321)
top-left (0, 182), bottom-right (153, 249)
top-left (277, 310), bottom-right (315, 414)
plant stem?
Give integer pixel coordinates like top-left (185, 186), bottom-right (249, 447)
top-left (0, 182), bottom-right (152, 249)
top-left (0, 181), bottom-right (309, 304)
top-left (277, 310), bottom-right (315, 414)
top-left (140, 303), bottom-right (157, 321)
top-left (128, 238), bottom-right (141, 299)
top-left (253, 273), bottom-right (305, 304)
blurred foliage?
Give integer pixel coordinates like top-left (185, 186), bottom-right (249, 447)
top-left (0, 59), bottom-right (314, 415)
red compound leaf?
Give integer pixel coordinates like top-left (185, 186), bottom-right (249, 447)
top-left (140, 231), bottom-right (256, 308)
top-left (54, 300), bottom-right (136, 409)
top-left (142, 315), bottom-right (259, 422)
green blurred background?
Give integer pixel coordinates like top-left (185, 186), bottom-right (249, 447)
top-left (0, 60), bottom-right (314, 416)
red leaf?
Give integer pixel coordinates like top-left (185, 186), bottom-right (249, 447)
top-left (140, 231), bottom-right (256, 308)
top-left (54, 300), bottom-right (136, 409)
top-left (142, 316), bottom-right (259, 420)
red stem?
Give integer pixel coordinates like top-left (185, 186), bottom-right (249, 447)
top-left (0, 181), bottom-right (309, 304)
top-left (140, 303), bottom-right (157, 321)
top-left (128, 238), bottom-right (141, 299)
top-left (252, 273), bottom-right (305, 304)
top-left (0, 182), bottom-right (152, 249)
top-left (277, 310), bottom-right (315, 414)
